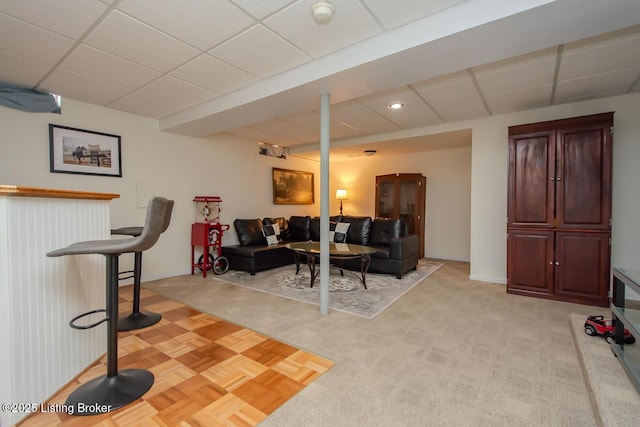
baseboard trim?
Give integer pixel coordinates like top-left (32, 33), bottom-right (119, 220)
top-left (468, 274), bottom-right (506, 285)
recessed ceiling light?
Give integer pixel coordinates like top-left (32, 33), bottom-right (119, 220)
top-left (387, 102), bottom-right (405, 110)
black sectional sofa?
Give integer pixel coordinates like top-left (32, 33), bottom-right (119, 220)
top-left (221, 215), bottom-right (419, 279)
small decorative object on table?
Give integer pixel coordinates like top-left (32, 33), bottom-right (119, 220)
top-left (584, 315), bottom-right (636, 344)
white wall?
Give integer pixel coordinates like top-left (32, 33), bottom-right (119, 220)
top-left (329, 146), bottom-right (472, 261)
top-left (0, 99), bottom-right (320, 281)
top-left (2, 92), bottom-right (640, 287)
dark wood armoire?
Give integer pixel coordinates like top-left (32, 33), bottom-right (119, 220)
top-left (375, 173), bottom-right (426, 258)
top-left (506, 112), bottom-right (613, 307)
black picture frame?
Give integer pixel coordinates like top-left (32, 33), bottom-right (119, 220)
top-left (49, 124), bottom-right (122, 177)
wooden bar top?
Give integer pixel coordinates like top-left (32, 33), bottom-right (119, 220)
top-left (0, 185), bottom-right (119, 200)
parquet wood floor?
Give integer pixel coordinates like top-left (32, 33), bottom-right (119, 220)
top-left (18, 286), bottom-right (334, 426)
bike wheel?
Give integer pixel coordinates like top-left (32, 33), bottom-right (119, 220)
top-left (213, 256), bottom-right (229, 275)
top-left (197, 254), bottom-right (214, 272)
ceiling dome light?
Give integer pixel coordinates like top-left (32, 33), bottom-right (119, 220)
top-left (387, 102), bottom-right (405, 110)
top-left (312, 1), bottom-right (334, 25)
top-left (364, 149), bottom-right (377, 156)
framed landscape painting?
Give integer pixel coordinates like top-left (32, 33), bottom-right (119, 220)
top-left (49, 124), bottom-right (122, 177)
top-left (272, 168), bottom-right (314, 204)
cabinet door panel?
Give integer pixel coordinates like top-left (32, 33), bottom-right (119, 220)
top-left (555, 232), bottom-right (609, 306)
top-left (507, 229), bottom-right (554, 296)
top-left (557, 124), bottom-right (612, 229)
top-left (507, 131), bottom-right (555, 227)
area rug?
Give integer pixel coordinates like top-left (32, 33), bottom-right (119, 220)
top-left (216, 259), bottom-right (443, 319)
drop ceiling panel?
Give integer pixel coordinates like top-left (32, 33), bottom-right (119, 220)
top-left (484, 85), bottom-right (553, 114)
top-left (84, 11), bottom-right (200, 73)
top-left (555, 66), bottom-right (640, 103)
top-left (209, 25), bottom-right (311, 78)
top-left (0, 14), bottom-right (75, 64)
top-left (362, 0), bottom-right (468, 29)
top-left (0, 0), bottom-right (107, 40)
top-left (256, 119), bottom-right (321, 144)
top-left (559, 28), bottom-right (640, 80)
top-left (414, 73), bottom-right (488, 122)
top-left (110, 76), bottom-right (217, 118)
top-left (331, 101), bottom-right (400, 135)
top-left (0, 51), bottom-right (51, 87)
top-left (474, 48), bottom-right (557, 94)
top-left (118, 0), bottom-right (255, 51)
top-left (41, 69), bottom-right (130, 106)
top-left (357, 88), bottom-right (443, 128)
top-left (60, 45), bottom-right (161, 89)
top-left (170, 54), bottom-right (257, 94)
top-left (264, 0), bottom-right (382, 58)
top-left (232, 0), bottom-right (294, 20)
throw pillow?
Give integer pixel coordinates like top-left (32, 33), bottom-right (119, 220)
top-left (262, 223), bottom-right (281, 245)
top-left (329, 222), bottom-right (350, 243)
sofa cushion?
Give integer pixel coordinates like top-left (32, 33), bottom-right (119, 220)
top-left (262, 223), bottom-right (281, 245)
top-left (288, 216), bottom-right (311, 241)
top-left (263, 217), bottom-right (288, 240)
top-left (329, 222), bottom-right (349, 243)
top-left (234, 218), bottom-right (267, 246)
top-left (310, 216), bottom-right (343, 241)
top-left (340, 216), bottom-right (372, 245)
top-left (370, 218), bottom-right (405, 245)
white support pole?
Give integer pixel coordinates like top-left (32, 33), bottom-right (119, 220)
top-left (319, 93), bottom-right (330, 315)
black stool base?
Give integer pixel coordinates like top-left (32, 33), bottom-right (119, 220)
top-left (65, 369), bottom-right (154, 416)
top-left (118, 311), bottom-right (162, 331)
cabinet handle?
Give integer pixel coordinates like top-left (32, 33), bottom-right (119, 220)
top-left (555, 262), bottom-right (560, 266)
top-left (549, 261), bottom-right (553, 265)
top-left (556, 177), bottom-right (561, 181)
top-left (550, 177), bottom-right (554, 181)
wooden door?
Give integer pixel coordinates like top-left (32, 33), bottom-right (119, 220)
top-left (507, 130), bottom-right (555, 228)
top-left (507, 229), bottom-right (555, 298)
top-left (555, 232), bottom-right (610, 307)
top-left (556, 120), bottom-right (612, 230)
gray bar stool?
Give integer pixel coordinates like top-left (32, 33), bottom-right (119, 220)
top-left (111, 199), bottom-right (173, 331)
top-left (46, 196), bottom-right (173, 415)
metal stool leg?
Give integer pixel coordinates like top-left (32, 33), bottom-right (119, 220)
top-left (65, 255), bottom-right (154, 415)
top-left (118, 251), bottom-right (161, 331)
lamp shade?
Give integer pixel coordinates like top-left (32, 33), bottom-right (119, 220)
top-left (336, 189), bottom-right (348, 200)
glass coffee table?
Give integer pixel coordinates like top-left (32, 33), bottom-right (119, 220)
top-left (286, 241), bottom-right (377, 289)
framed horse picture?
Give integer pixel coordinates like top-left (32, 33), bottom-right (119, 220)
top-left (49, 124), bottom-right (122, 177)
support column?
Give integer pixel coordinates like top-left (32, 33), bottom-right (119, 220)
top-left (319, 93), bottom-right (330, 315)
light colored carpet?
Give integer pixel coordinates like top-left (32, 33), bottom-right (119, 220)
top-left (570, 313), bottom-right (640, 426)
top-left (144, 261), bottom-right (636, 426)
top-left (214, 260), bottom-right (443, 319)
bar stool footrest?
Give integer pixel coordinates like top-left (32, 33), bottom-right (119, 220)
top-left (69, 309), bottom-right (108, 330)
top-left (64, 369), bottom-right (154, 415)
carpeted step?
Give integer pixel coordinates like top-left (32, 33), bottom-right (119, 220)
top-left (569, 313), bottom-right (640, 426)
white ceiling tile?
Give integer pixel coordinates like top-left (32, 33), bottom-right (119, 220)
top-left (484, 85), bottom-right (553, 115)
top-left (560, 27), bottom-right (640, 80)
top-left (110, 76), bottom-right (218, 118)
top-left (84, 11), bottom-right (200, 72)
top-left (60, 45), bottom-right (161, 89)
top-left (0, 0), bottom-right (107, 40)
top-left (362, 0), bottom-right (467, 29)
top-left (0, 51), bottom-right (51, 88)
top-left (117, 0), bottom-right (255, 50)
top-left (209, 25), bottom-right (311, 78)
top-left (264, 0), bottom-right (382, 58)
top-left (41, 69), bottom-right (130, 106)
top-left (258, 119), bottom-right (319, 144)
top-left (171, 54), bottom-right (257, 94)
top-left (231, 0), bottom-right (294, 20)
top-left (331, 101), bottom-right (400, 135)
top-left (555, 66), bottom-right (640, 103)
top-left (474, 48), bottom-right (557, 94)
top-left (414, 72), bottom-right (488, 121)
top-left (0, 14), bottom-right (75, 64)
top-left (357, 88), bottom-right (443, 128)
